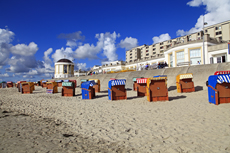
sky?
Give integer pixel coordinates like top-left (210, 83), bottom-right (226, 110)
top-left (0, 0), bottom-right (230, 82)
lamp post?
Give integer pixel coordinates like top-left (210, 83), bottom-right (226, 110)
top-left (203, 15), bottom-right (208, 65)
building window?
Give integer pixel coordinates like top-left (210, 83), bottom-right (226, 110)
top-left (160, 46), bottom-right (164, 49)
top-left (219, 37), bottom-right (222, 41)
top-left (216, 31), bottom-right (222, 35)
top-left (146, 50), bottom-right (149, 52)
top-left (135, 52), bottom-right (137, 54)
top-left (168, 40), bottom-right (172, 43)
top-left (130, 57), bottom-right (132, 59)
top-left (217, 57), bottom-right (221, 63)
top-left (64, 65), bottom-right (67, 73)
top-left (130, 53), bottom-right (132, 56)
top-left (215, 27), bottom-right (218, 30)
top-left (198, 33), bottom-right (200, 36)
top-left (146, 46), bottom-right (149, 49)
top-left (153, 48), bottom-right (156, 51)
top-left (190, 48), bottom-right (201, 65)
top-left (160, 42), bottom-right (163, 45)
top-left (153, 52), bottom-right (156, 54)
top-left (130, 60), bottom-right (132, 62)
top-left (146, 53), bottom-right (149, 56)
top-left (152, 44), bottom-right (155, 47)
top-left (205, 29), bottom-right (208, 33)
top-left (176, 51), bottom-right (184, 64)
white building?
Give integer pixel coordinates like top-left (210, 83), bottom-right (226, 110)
top-left (54, 59), bottom-right (74, 78)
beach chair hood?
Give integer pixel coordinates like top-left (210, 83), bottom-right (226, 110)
top-left (136, 78), bottom-right (148, 84)
top-left (81, 80), bottom-right (96, 89)
top-left (108, 79), bottom-right (126, 89)
top-left (133, 77), bottom-right (143, 82)
top-left (208, 74), bottom-right (230, 88)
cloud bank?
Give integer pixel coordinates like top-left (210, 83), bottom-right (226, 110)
top-left (177, 0), bottom-right (230, 36)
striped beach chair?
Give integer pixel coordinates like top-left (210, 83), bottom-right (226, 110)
top-left (207, 74), bottom-right (230, 105)
top-left (108, 79), bottom-right (127, 100)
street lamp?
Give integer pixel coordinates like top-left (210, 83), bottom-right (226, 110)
top-left (203, 15), bottom-right (208, 64)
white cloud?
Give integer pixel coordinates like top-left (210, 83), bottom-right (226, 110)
top-left (152, 33), bottom-right (171, 44)
top-left (74, 43), bottom-right (102, 59)
top-left (75, 63), bottom-right (87, 70)
top-left (10, 42), bottom-right (38, 56)
top-left (0, 73), bottom-right (9, 77)
top-left (43, 48), bottom-right (53, 65)
top-left (51, 47), bottom-right (74, 63)
top-left (0, 28), bottom-right (14, 44)
top-left (74, 31), bottom-right (120, 62)
top-left (177, 0), bottom-right (230, 36)
top-left (98, 32), bottom-right (120, 62)
top-left (27, 69), bottom-right (38, 75)
top-left (0, 28), bottom-right (14, 66)
top-left (119, 37), bottom-right (138, 50)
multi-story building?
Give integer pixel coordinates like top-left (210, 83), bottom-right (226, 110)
top-left (89, 20), bottom-right (230, 74)
top-left (125, 20), bottom-right (230, 68)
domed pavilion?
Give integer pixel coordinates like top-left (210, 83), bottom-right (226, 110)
top-left (54, 58), bottom-right (74, 78)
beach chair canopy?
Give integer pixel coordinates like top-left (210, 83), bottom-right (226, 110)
top-left (153, 75), bottom-right (167, 78)
top-left (42, 80), bottom-right (47, 83)
top-left (208, 74), bottom-right (230, 88)
top-left (81, 79), bottom-right (88, 82)
top-left (108, 79), bottom-right (126, 89)
top-left (136, 78), bottom-right (148, 84)
top-left (7, 81), bottom-right (12, 83)
top-left (81, 80), bottom-right (96, 89)
top-left (64, 80), bottom-right (69, 82)
top-left (62, 82), bottom-right (74, 87)
top-left (1, 81), bottom-right (6, 83)
top-left (110, 78), bottom-right (116, 80)
top-left (147, 77), bottom-right (167, 87)
top-left (55, 80), bottom-right (63, 82)
top-left (133, 77), bottom-right (143, 82)
top-left (88, 79), bottom-right (99, 84)
top-left (214, 71), bottom-right (230, 75)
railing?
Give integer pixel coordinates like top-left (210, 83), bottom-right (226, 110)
top-left (177, 61), bottom-right (192, 67)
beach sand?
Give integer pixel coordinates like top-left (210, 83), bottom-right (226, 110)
top-left (0, 86), bottom-right (230, 152)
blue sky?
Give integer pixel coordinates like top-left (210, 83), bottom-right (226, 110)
top-left (0, 0), bottom-right (230, 82)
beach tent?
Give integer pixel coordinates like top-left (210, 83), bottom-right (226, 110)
top-left (108, 79), bottom-right (127, 100)
top-left (81, 80), bottom-right (96, 99)
top-left (0, 81), bottom-right (7, 88)
top-left (146, 76), bottom-right (168, 102)
top-left (69, 80), bottom-right (77, 88)
top-left (46, 82), bottom-right (58, 94)
top-left (214, 71), bottom-right (230, 75)
top-left (176, 73), bottom-right (195, 93)
top-left (7, 81), bottom-right (13, 88)
top-left (136, 78), bottom-right (148, 97)
top-left (89, 79), bottom-right (100, 92)
top-left (62, 82), bottom-right (75, 97)
top-left (55, 80), bottom-right (63, 87)
top-left (133, 77), bottom-right (143, 91)
top-left (42, 80), bottom-right (47, 88)
top-left (80, 79), bottom-right (88, 88)
top-left (21, 82), bottom-right (33, 94)
top-left (207, 74), bottom-right (230, 105)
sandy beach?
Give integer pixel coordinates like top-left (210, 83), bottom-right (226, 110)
top-left (0, 85), bottom-right (230, 152)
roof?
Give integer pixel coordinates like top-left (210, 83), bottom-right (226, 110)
top-left (56, 58), bottom-right (73, 63)
top-left (81, 80), bottom-right (96, 89)
top-left (208, 74), bottom-right (230, 88)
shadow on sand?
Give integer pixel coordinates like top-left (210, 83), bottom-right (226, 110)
top-left (169, 95), bottom-right (187, 101)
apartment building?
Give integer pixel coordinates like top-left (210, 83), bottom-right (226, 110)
top-left (126, 20), bottom-right (230, 64)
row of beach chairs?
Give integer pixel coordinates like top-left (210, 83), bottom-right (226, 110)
top-left (4, 70), bottom-right (230, 105)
